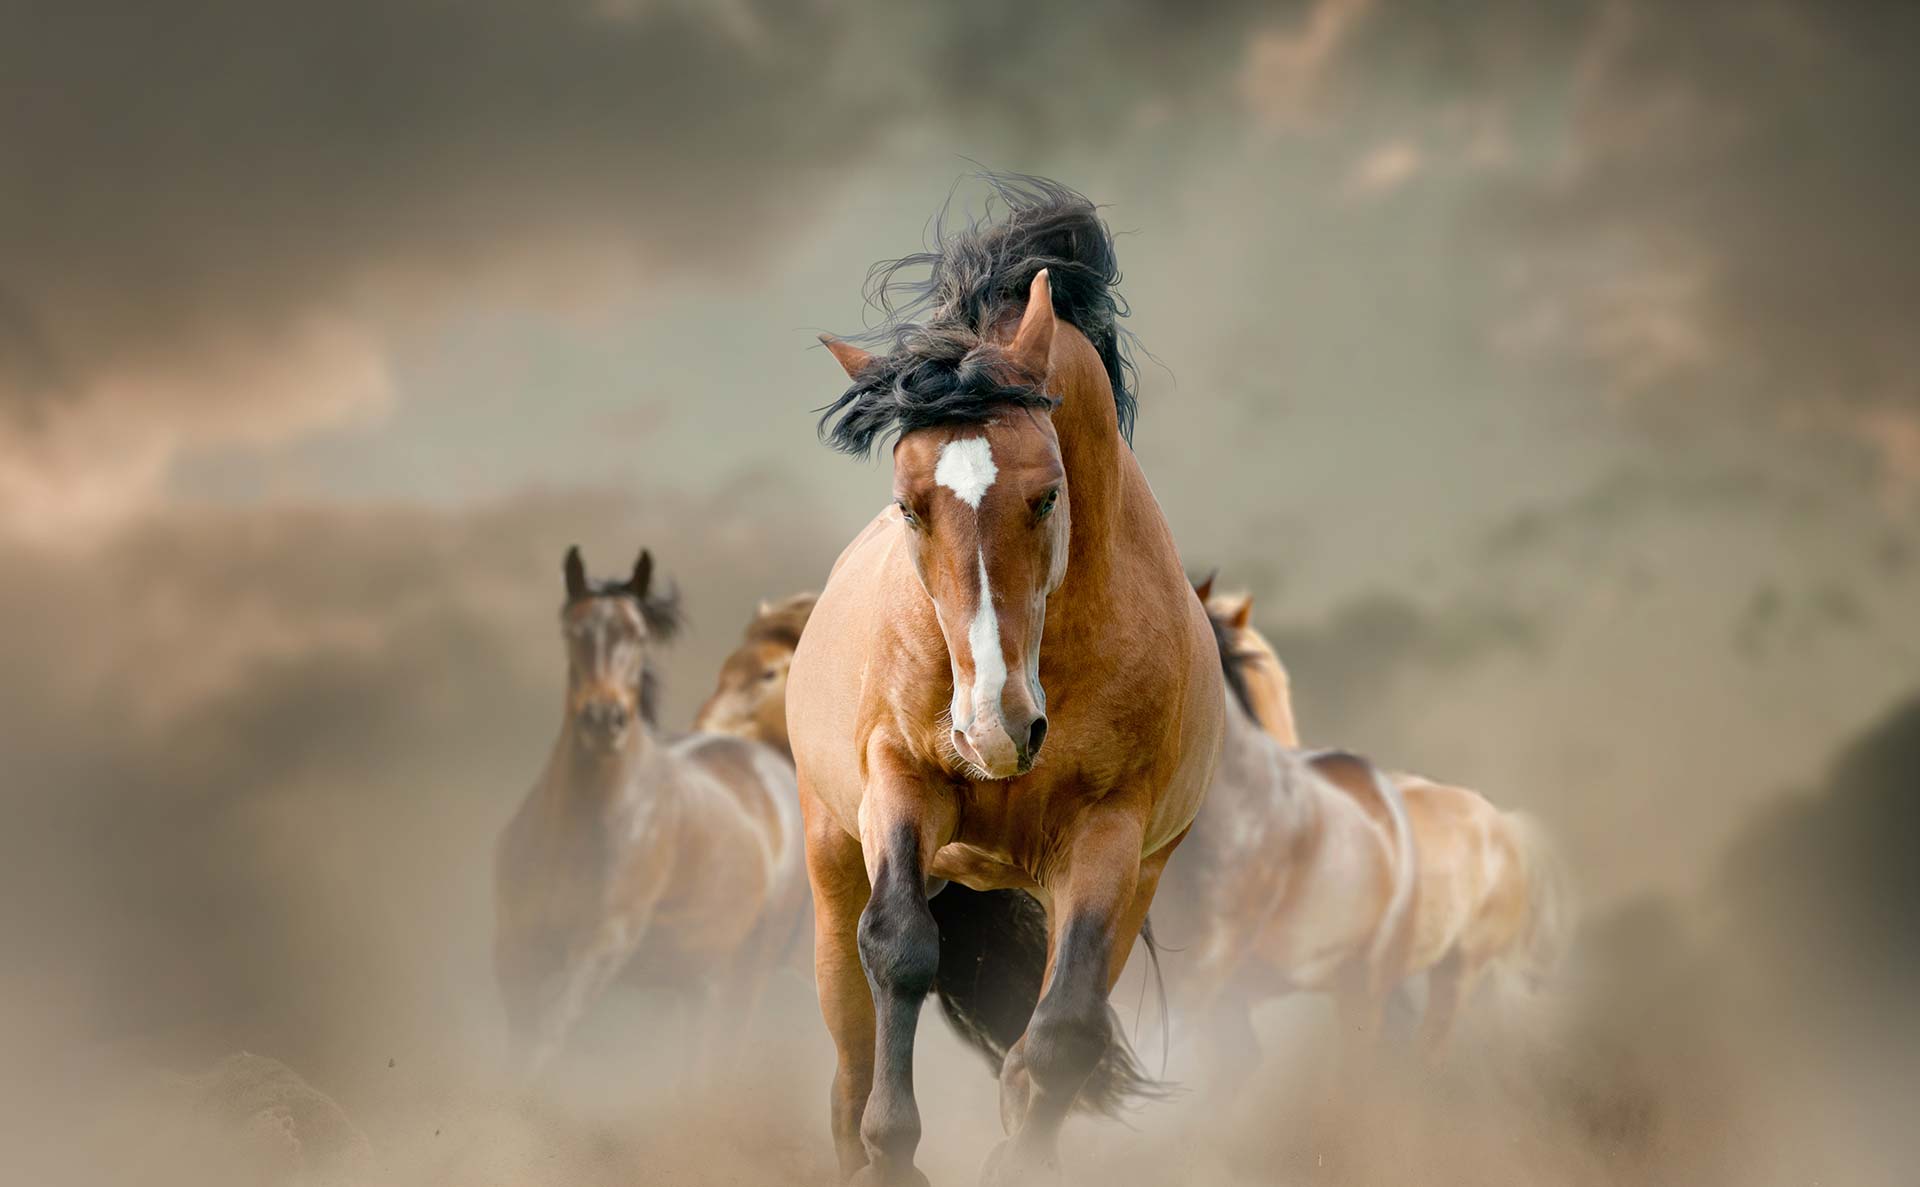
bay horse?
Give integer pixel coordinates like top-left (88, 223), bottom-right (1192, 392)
top-left (1154, 579), bottom-right (1419, 1084)
top-left (693, 591), bottom-right (818, 760)
top-left (1201, 586), bottom-right (1573, 1058)
top-left (493, 547), bottom-right (807, 1077)
top-left (790, 176), bottom-right (1224, 1186)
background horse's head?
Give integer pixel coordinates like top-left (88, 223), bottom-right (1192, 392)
top-left (694, 591), bottom-right (817, 754)
top-left (1197, 577), bottom-right (1299, 748)
top-left (826, 272), bottom-right (1069, 779)
top-left (560, 545), bottom-right (680, 753)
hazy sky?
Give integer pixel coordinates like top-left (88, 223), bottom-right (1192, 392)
top-left (3, 3), bottom-right (1917, 1147)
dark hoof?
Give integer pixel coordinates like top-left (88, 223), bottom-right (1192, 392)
top-left (979, 1140), bottom-right (1058, 1187)
top-left (850, 1164), bottom-right (931, 1187)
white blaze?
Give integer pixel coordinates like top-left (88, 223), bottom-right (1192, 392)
top-left (931, 435), bottom-right (1012, 734)
top-left (967, 548), bottom-right (1008, 723)
top-left (934, 436), bottom-right (997, 508)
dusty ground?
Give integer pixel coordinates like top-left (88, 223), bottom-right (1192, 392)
top-left (17, 886), bottom-right (1913, 1187)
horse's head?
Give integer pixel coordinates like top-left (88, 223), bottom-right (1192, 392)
top-left (1197, 576), bottom-right (1299, 747)
top-left (560, 545), bottom-right (679, 752)
top-left (695, 592), bottom-right (817, 753)
top-left (828, 272), bottom-right (1067, 779)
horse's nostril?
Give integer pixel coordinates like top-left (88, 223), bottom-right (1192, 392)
top-left (1025, 716), bottom-right (1048, 759)
top-left (581, 703), bottom-right (628, 733)
top-left (951, 729), bottom-right (982, 769)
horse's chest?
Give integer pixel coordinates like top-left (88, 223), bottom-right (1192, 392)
top-left (928, 843), bottom-right (1041, 895)
top-left (508, 802), bottom-right (669, 921)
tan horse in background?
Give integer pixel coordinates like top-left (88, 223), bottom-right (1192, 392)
top-left (1155, 582), bottom-right (1419, 1083)
top-left (493, 547), bottom-right (808, 1077)
top-left (1204, 587), bottom-right (1573, 1057)
top-left (792, 176), bottom-right (1223, 1186)
top-left (693, 592), bottom-right (817, 760)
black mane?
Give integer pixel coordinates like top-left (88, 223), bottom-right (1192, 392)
top-left (817, 173), bottom-right (1138, 458)
top-left (1205, 599), bottom-right (1261, 720)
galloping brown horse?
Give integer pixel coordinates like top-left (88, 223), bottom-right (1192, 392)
top-left (1203, 587), bottom-right (1572, 1058)
top-left (790, 177), bottom-right (1224, 1186)
top-left (693, 592), bottom-right (817, 759)
top-left (493, 547), bottom-right (807, 1077)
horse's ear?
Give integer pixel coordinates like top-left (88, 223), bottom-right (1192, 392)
top-left (819, 335), bottom-right (876, 380)
top-left (1007, 269), bottom-right (1055, 380)
top-left (564, 546), bottom-right (588, 601)
top-left (629, 549), bottom-right (654, 598)
top-left (1229, 595), bottom-right (1254, 631)
top-left (1194, 570), bottom-right (1217, 604)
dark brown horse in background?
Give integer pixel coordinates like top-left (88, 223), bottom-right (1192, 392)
top-left (493, 547), bottom-right (807, 1077)
top-left (790, 177), bottom-right (1224, 1186)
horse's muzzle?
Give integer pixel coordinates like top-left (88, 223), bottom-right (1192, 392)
top-left (953, 707), bottom-right (1046, 779)
top-left (575, 700), bottom-right (632, 747)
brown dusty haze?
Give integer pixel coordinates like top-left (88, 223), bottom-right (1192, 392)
top-left (3, 1), bottom-right (1918, 1184)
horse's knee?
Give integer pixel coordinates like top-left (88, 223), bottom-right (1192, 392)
top-left (856, 852), bottom-right (938, 999)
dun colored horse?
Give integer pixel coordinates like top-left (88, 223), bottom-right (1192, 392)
top-left (1202, 587), bottom-right (1573, 1057)
top-left (1155, 580), bottom-right (1419, 1081)
top-left (790, 177), bottom-right (1224, 1186)
top-left (693, 592), bottom-right (818, 759)
top-left (494, 547), bottom-right (807, 1076)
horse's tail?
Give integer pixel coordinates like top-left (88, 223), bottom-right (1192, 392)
top-left (1499, 811), bottom-right (1576, 989)
top-left (927, 884), bottom-right (1167, 1118)
top-left (1365, 765), bottom-right (1421, 1000)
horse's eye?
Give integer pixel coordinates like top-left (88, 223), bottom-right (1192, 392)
top-left (896, 500), bottom-right (922, 530)
top-left (1034, 488), bottom-right (1059, 521)
top-left (760, 668), bottom-right (780, 683)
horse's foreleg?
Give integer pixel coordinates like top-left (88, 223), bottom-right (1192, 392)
top-left (849, 787), bottom-right (956, 1187)
top-left (987, 809), bottom-right (1155, 1185)
top-left (1200, 984), bottom-right (1262, 1093)
top-left (1419, 949), bottom-right (1481, 1063)
top-left (519, 913), bottom-right (651, 1079)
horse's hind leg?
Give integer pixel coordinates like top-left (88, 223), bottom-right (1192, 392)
top-left (987, 809), bottom-right (1156, 1187)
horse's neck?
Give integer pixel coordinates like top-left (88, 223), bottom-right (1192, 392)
top-left (546, 721), bottom-right (658, 815)
top-left (753, 703), bottom-right (794, 760)
top-left (1206, 703), bottom-right (1312, 846)
top-left (1252, 725), bottom-right (1324, 839)
top-left (1045, 327), bottom-right (1127, 611)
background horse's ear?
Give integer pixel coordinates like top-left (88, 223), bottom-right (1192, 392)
top-left (1228, 595), bottom-right (1254, 631)
top-left (819, 335), bottom-right (875, 380)
top-left (1007, 269), bottom-right (1055, 380)
top-left (564, 545), bottom-right (588, 601)
top-left (1194, 570), bottom-right (1217, 603)
top-left (629, 549), bottom-right (654, 599)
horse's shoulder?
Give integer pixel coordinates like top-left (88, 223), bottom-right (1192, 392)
top-left (671, 733), bottom-right (795, 829)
